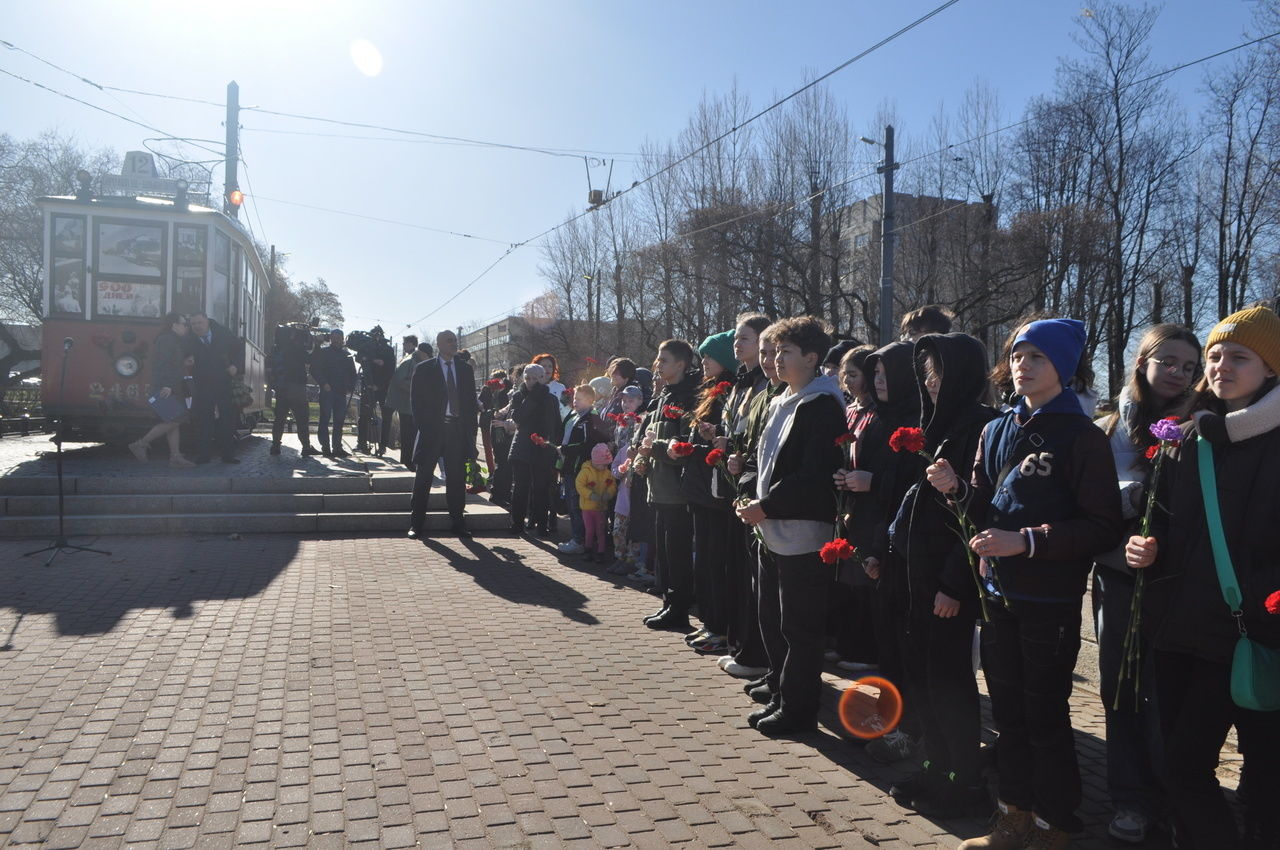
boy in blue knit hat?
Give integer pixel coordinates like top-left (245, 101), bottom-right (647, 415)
top-left (926, 318), bottom-right (1123, 850)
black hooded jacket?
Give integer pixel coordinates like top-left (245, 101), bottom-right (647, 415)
top-left (885, 333), bottom-right (997, 612)
top-left (850, 341), bottom-right (921, 563)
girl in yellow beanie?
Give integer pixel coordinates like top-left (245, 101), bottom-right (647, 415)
top-left (1126, 304), bottom-right (1280, 849)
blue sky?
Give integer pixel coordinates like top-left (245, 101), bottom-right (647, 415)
top-left (2, 1), bottom-right (1262, 339)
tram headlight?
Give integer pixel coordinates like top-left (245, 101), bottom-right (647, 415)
top-left (114, 354), bottom-right (140, 378)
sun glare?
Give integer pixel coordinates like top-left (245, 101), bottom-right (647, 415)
top-left (350, 39), bottom-right (384, 77)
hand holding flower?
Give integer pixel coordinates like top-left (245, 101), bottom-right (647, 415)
top-left (926, 458), bottom-right (959, 494)
top-left (735, 499), bottom-right (766, 525)
top-left (862, 556), bottom-right (880, 580)
top-left (713, 435), bottom-right (730, 452)
top-left (697, 421), bottom-right (717, 441)
top-left (727, 453), bottom-right (744, 475)
top-left (1125, 535), bottom-right (1158, 569)
top-left (969, 528), bottom-right (1027, 558)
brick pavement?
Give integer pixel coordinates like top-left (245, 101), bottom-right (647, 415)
top-left (0, 530), bottom-right (1222, 848)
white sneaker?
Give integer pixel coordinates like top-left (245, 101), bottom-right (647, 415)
top-left (716, 655), bottom-right (735, 670)
top-left (723, 661), bottom-right (769, 679)
top-left (557, 540), bottom-right (585, 554)
top-left (836, 660), bottom-right (878, 673)
top-left (1108, 810), bottom-right (1149, 844)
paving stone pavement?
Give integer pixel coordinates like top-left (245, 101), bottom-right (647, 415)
top-left (0, 530), bottom-right (1230, 849)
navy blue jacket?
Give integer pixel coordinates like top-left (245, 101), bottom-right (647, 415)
top-left (968, 390), bottom-right (1122, 602)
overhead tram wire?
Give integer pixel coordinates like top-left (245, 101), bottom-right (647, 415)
top-left (0, 66), bottom-right (225, 159)
top-left (399, 0), bottom-right (965, 331)
top-left (243, 196), bottom-right (515, 246)
top-left (448, 26), bottom-right (1280, 335)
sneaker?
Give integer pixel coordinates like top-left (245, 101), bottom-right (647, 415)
top-left (128, 440), bottom-right (148, 462)
top-left (1108, 810), bottom-right (1149, 844)
top-left (684, 627), bottom-right (710, 646)
top-left (836, 660), bottom-right (878, 673)
top-left (911, 776), bottom-right (992, 820)
top-left (716, 655), bottom-right (736, 671)
top-left (723, 661), bottom-right (769, 679)
top-left (957, 801), bottom-right (1035, 850)
top-left (558, 540), bottom-right (585, 554)
top-left (823, 649), bottom-right (842, 662)
top-left (606, 561), bottom-right (631, 575)
top-left (865, 730), bottom-right (919, 764)
top-left (694, 637), bottom-right (729, 655)
top-left (1023, 817), bottom-right (1071, 850)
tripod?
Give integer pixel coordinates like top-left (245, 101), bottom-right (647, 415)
top-left (24, 338), bottom-right (111, 567)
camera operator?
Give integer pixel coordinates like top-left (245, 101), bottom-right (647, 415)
top-left (312, 328), bottom-right (356, 458)
top-left (387, 342), bottom-right (432, 469)
top-left (269, 324), bottom-right (319, 456)
top-left (355, 325), bottom-right (396, 455)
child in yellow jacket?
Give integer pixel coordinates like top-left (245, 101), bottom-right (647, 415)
top-left (576, 443), bottom-right (618, 563)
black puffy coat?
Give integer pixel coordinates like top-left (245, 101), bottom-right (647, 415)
top-left (1147, 408), bottom-right (1280, 663)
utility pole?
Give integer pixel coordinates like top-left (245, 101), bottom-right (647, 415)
top-left (878, 126), bottom-right (896, 345)
top-left (224, 81), bottom-right (240, 219)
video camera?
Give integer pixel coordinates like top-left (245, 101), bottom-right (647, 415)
top-left (344, 329), bottom-right (375, 358)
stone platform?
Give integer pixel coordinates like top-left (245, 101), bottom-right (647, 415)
top-left (0, 430), bottom-right (508, 537)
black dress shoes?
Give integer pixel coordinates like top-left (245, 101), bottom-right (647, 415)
top-left (451, 523), bottom-right (472, 538)
top-left (754, 711), bottom-right (816, 736)
top-left (642, 606), bottom-right (669, 625)
top-left (407, 525), bottom-right (423, 539)
top-left (747, 702), bottom-right (779, 729)
top-left (644, 609), bottom-right (691, 632)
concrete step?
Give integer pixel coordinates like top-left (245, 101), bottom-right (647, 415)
top-left (0, 475), bottom-right (378, 497)
top-left (1, 491), bottom-right (425, 517)
top-left (0, 504), bottom-right (511, 537)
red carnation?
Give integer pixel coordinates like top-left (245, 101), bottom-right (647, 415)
top-left (663, 404), bottom-right (687, 420)
top-left (889, 426), bottom-right (926, 454)
top-left (1144, 444), bottom-right (1158, 460)
top-left (485, 378), bottom-right (504, 389)
top-left (819, 538), bottom-right (857, 565)
top-left (530, 434), bottom-right (547, 448)
top-left (705, 448), bottom-right (726, 466)
top-left (671, 441), bottom-right (696, 458)
top-left (709, 380), bottom-right (733, 399)
top-left (585, 356), bottom-right (599, 365)
top-left (835, 431), bottom-right (855, 447)
top-left (1266, 590), bottom-right (1280, 615)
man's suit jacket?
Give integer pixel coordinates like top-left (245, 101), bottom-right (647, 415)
top-left (410, 356), bottom-right (478, 460)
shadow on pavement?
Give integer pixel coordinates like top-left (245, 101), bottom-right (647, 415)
top-left (0, 534), bottom-right (297, 638)
top-left (421, 537), bottom-right (599, 626)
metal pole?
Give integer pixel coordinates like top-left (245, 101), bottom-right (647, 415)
top-left (224, 81), bottom-right (240, 218)
top-left (878, 125), bottom-right (896, 346)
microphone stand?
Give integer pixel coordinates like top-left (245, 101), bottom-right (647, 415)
top-left (24, 339), bottom-right (111, 567)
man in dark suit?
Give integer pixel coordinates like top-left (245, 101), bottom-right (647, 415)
top-left (408, 329), bottom-right (478, 538)
top-left (187, 311), bottom-right (241, 464)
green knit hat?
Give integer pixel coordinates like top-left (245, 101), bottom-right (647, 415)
top-left (1207, 305), bottom-right (1280, 376)
top-left (698, 330), bottom-right (739, 375)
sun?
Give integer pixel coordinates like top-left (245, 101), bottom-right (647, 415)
top-left (350, 39), bottom-right (384, 77)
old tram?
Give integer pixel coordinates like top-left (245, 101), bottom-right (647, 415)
top-left (37, 156), bottom-right (269, 442)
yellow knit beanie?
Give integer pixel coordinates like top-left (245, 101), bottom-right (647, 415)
top-left (1206, 305), bottom-right (1280, 376)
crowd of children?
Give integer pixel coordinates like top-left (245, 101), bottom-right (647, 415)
top-left (481, 303), bottom-right (1280, 850)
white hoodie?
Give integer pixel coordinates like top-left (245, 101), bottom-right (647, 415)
top-left (756, 373), bottom-right (846, 556)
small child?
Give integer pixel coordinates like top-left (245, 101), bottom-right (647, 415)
top-left (557, 385), bottom-right (610, 555)
top-left (576, 443), bottom-right (618, 563)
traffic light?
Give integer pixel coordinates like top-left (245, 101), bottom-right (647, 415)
top-left (227, 188), bottom-right (243, 208)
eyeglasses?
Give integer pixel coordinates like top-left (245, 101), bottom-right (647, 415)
top-left (1151, 357), bottom-right (1200, 378)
